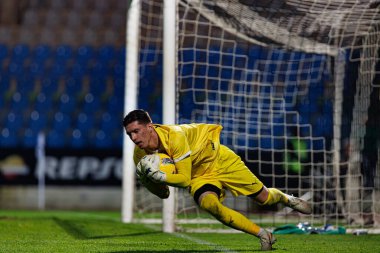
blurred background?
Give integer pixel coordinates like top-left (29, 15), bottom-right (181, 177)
top-left (0, 0), bottom-right (162, 210)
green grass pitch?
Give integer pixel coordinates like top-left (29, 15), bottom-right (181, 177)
top-left (0, 210), bottom-right (379, 253)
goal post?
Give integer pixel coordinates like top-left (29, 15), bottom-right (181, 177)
top-left (122, 0), bottom-right (140, 223)
top-left (122, 0), bottom-right (177, 232)
top-left (124, 0), bottom-right (380, 231)
top-left (162, 0), bottom-right (177, 233)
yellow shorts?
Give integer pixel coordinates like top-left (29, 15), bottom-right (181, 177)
top-left (189, 145), bottom-right (263, 198)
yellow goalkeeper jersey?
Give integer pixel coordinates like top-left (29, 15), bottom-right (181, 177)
top-left (134, 123), bottom-right (264, 197)
top-left (133, 123), bottom-right (223, 184)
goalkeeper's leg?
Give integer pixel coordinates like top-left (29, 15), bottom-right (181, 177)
top-left (255, 187), bottom-right (312, 215)
top-left (215, 145), bottom-right (311, 214)
top-left (198, 190), bottom-right (276, 251)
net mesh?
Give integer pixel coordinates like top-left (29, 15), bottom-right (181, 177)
top-left (133, 0), bottom-right (380, 230)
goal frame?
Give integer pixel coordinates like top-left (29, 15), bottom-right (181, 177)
top-left (122, 0), bottom-right (177, 232)
top-left (123, 0), bottom-right (380, 232)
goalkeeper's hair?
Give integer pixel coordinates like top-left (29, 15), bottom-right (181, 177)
top-left (123, 109), bottom-right (153, 127)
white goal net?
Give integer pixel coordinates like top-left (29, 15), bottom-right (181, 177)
top-left (125, 0), bottom-right (380, 231)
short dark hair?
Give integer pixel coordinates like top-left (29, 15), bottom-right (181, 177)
top-left (123, 109), bottom-right (152, 127)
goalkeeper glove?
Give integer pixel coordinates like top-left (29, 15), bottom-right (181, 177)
top-left (145, 166), bottom-right (167, 183)
top-left (137, 154), bottom-right (167, 183)
top-left (136, 165), bottom-right (149, 185)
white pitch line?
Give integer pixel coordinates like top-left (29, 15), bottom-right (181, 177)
top-left (143, 224), bottom-right (239, 253)
top-left (173, 233), bottom-right (239, 253)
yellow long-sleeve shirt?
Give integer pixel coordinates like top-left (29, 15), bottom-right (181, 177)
top-left (133, 123), bottom-right (222, 187)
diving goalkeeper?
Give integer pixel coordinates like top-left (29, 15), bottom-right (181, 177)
top-left (123, 109), bottom-right (312, 251)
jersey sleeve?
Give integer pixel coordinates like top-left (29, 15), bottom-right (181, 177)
top-left (165, 156), bottom-right (191, 187)
top-left (165, 129), bottom-right (191, 187)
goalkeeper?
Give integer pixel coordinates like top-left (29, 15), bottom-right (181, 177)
top-left (123, 109), bottom-right (311, 251)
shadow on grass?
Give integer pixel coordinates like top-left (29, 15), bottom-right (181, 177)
top-left (53, 218), bottom-right (266, 252)
top-left (53, 218), bottom-right (160, 240)
top-left (107, 251), bottom-right (255, 253)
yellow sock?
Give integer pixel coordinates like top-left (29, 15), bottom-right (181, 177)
top-left (200, 193), bottom-right (261, 236)
top-left (262, 188), bottom-right (289, 205)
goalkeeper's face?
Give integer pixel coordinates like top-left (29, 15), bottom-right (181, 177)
top-left (125, 121), bottom-right (155, 150)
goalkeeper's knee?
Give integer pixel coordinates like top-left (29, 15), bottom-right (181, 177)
top-left (199, 192), bottom-right (263, 236)
top-left (199, 193), bottom-right (229, 223)
top-left (193, 184), bottom-right (230, 223)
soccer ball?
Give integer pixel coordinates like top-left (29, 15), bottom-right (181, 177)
top-left (157, 153), bottom-right (177, 174)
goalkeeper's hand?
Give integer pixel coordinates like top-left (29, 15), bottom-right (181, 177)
top-left (137, 154), bottom-right (167, 183)
top-left (135, 158), bottom-right (169, 199)
top-left (136, 165), bottom-right (149, 185)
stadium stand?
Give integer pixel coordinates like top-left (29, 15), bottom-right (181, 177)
top-left (0, 0), bottom-right (333, 150)
top-left (0, 0), bottom-right (128, 149)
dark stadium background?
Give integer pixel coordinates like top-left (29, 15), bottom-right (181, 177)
top-left (0, 1), bottom-right (164, 189)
